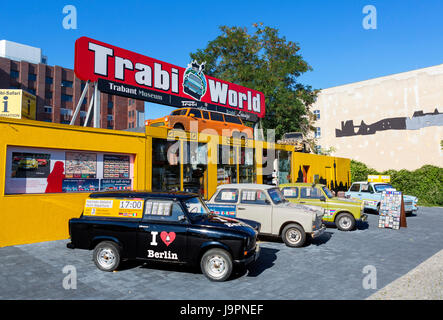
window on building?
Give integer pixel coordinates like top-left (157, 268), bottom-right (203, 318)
top-left (314, 110), bottom-right (320, 120)
top-left (61, 80), bottom-right (73, 88)
top-left (27, 88), bottom-right (36, 95)
top-left (315, 127), bottom-right (321, 138)
top-left (28, 74), bottom-right (37, 81)
top-left (45, 91), bottom-right (52, 99)
top-left (108, 101), bottom-right (113, 109)
top-left (315, 145), bottom-right (321, 154)
top-left (107, 115), bottom-right (113, 121)
top-left (10, 70), bottom-right (19, 79)
top-left (45, 77), bottom-right (53, 85)
top-left (61, 94), bottom-right (73, 102)
top-left (44, 106), bottom-right (52, 114)
top-left (60, 108), bottom-right (72, 118)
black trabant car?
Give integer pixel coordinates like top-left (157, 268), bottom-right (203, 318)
top-left (67, 191), bottom-right (260, 281)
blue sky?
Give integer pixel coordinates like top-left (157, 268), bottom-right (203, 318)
top-left (1, 0), bottom-right (443, 119)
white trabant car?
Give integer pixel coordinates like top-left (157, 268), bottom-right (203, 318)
top-left (207, 184), bottom-right (326, 247)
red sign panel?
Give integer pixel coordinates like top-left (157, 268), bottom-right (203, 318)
top-left (74, 37), bottom-right (265, 120)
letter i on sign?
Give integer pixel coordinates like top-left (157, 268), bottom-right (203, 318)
top-left (2, 96), bottom-right (8, 112)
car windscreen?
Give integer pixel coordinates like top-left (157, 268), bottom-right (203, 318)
top-left (322, 186), bottom-right (334, 199)
top-left (183, 196), bottom-right (212, 219)
top-left (268, 188), bottom-right (286, 204)
top-left (373, 184), bottom-right (393, 192)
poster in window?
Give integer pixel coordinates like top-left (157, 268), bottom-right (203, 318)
top-left (103, 155), bottom-right (130, 179)
top-left (62, 179), bottom-right (100, 192)
top-left (100, 179), bottom-right (132, 191)
top-left (65, 152), bottom-right (97, 179)
top-left (11, 152), bottom-right (51, 178)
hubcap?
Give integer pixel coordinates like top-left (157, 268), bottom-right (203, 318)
top-left (340, 216), bottom-right (352, 229)
top-left (206, 255), bottom-right (227, 278)
top-left (97, 248), bottom-right (115, 269)
top-left (286, 228), bottom-right (301, 244)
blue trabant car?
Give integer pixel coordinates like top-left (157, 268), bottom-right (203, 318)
top-left (345, 181), bottom-right (418, 215)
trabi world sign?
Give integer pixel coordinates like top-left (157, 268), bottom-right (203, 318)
top-left (74, 37), bottom-right (265, 121)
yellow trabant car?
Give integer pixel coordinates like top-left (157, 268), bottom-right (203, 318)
top-left (279, 183), bottom-right (367, 231)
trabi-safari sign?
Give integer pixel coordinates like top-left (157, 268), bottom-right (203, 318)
top-left (74, 37), bottom-right (265, 121)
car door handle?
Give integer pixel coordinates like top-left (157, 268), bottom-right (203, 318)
top-left (139, 225), bottom-right (150, 229)
top-left (300, 201), bottom-right (305, 204)
top-left (237, 207), bottom-right (246, 210)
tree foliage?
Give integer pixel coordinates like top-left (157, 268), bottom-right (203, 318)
top-left (350, 160), bottom-right (443, 207)
top-left (189, 23), bottom-right (318, 139)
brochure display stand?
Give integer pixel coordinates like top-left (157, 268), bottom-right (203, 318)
top-left (378, 190), bottom-right (407, 229)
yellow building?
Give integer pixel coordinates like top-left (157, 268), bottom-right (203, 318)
top-left (0, 117), bottom-right (350, 247)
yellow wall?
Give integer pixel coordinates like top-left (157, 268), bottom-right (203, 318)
top-left (0, 118), bottom-right (147, 247)
top-left (0, 118), bottom-right (350, 247)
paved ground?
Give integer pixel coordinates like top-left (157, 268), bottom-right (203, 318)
top-left (368, 248), bottom-right (443, 300)
top-left (0, 206), bottom-right (442, 300)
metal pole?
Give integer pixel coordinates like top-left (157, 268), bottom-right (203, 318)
top-left (93, 83), bottom-right (101, 128)
top-left (70, 80), bottom-right (89, 125)
top-left (83, 83), bottom-right (95, 127)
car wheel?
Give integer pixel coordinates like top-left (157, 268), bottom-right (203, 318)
top-left (282, 224), bottom-right (306, 247)
top-left (200, 248), bottom-right (233, 282)
top-left (336, 213), bottom-right (356, 231)
top-left (93, 241), bottom-right (121, 272)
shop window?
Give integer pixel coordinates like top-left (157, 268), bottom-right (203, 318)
top-left (182, 142), bottom-right (208, 198)
top-left (262, 148), bottom-right (276, 185)
top-left (217, 145), bottom-right (237, 185)
top-left (5, 146), bottom-right (134, 195)
top-left (214, 188), bottom-right (239, 203)
top-left (277, 150), bottom-right (291, 184)
top-left (239, 146), bottom-right (255, 183)
top-left (152, 138), bottom-right (180, 192)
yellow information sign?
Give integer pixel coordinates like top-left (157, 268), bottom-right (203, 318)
top-left (83, 198), bottom-right (144, 218)
top-left (368, 175), bottom-right (390, 183)
top-left (0, 89), bottom-right (36, 120)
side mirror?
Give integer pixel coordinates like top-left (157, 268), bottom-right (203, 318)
top-left (320, 196), bottom-right (326, 202)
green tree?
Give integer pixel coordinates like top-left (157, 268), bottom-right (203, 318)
top-left (190, 23), bottom-right (318, 139)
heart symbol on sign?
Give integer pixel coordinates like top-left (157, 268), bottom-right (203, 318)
top-left (160, 231), bottom-right (176, 246)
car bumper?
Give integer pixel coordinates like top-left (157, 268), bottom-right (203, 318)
top-left (311, 225), bottom-right (326, 238)
top-left (234, 244), bottom-right (260, 265)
